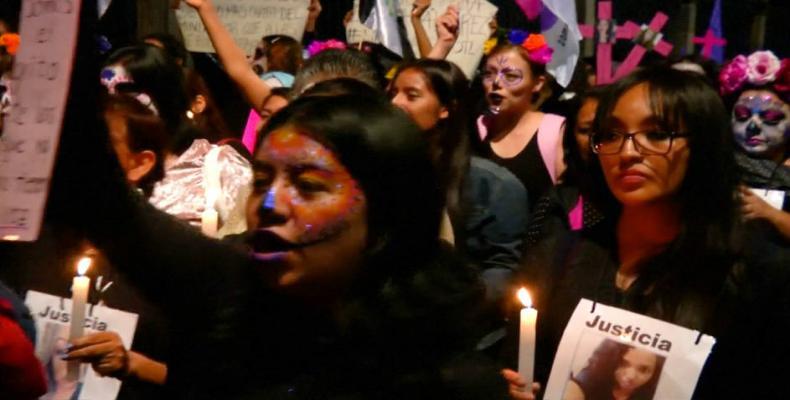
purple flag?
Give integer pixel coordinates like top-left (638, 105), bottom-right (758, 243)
top-left (708, 0), bottom-right (725, 62)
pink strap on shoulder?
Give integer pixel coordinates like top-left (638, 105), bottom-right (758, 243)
top-left (241, 109), bottom-right (261, 154)
top-left (568, 195), bottom-right (584, 231)
top-left (536, 113), bottom-right (565, 184)
top-left (476, 115), bottom-right (489, 141)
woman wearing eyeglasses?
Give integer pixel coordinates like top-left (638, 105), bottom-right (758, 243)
top-left (504, 66), bottom-right (790, 399)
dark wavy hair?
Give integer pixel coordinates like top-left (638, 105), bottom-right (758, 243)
top-left (105, 45), bottom-right (201, 155)
top-left (102, 94), bottom-right (168, 197)
top-left (259, 89), bottom-right (443, 283)
top-left (252, 34), bottom-right (303, 75)
top-left (573, 340), bottom-right (665, 400)
top-left (590, 66), bottom-right (741, 325)
top-left (390, 59), bottom-right (471, 216)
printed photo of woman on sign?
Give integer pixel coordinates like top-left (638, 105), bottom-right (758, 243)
top-left (563, 336), bottom-right (666, 400)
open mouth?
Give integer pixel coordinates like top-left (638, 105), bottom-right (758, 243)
top-left (248, 230), bottom-right (301, 254)
top-left (487, 93), bottom-right (504, 105)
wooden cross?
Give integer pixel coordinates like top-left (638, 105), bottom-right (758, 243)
top-left (693, 28), bottom-right (727, 59)
top-left (612, 12), bottom-right (673, 81)
top-left (578, 1), bottom-right (639, 85)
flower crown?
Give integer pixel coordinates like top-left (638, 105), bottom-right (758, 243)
top-left (0, 33), bottom-right (20, 56)
top-left (306, 39), bottom-right (347, 58)
top-left (719, 50), bottom-right (789, 102)
top-left (486, 31), bottom-right (553, 65)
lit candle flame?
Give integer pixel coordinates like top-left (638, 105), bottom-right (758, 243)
top-left (517, 288), bottom-right (532, 308)
top-left (77, 257), bottom-right (92, 276)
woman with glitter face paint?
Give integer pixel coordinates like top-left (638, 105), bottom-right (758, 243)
top-left (478, 35), bottom-right (566, 210)
top-left (71, 82), bottom-right (506, 398)
top-left (719, 51), bottom-right (790, 241)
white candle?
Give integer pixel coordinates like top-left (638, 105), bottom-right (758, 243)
top-left (68, 257), bottom-right (91, 381)
top-left (201, 208), bottom-right (218, 237)
top-left (202, 185), bottom-right (219, 238)
top-left (518, 287), bottom-right (537, 390)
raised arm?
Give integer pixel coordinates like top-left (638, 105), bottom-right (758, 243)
top-left (427, 5), bottom-right (459, 60)
top-left (180, 0), bottom-right (271, 112)
top-left (410, 0), bottom-right (433, 58)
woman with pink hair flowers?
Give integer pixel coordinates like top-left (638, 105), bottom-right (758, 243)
top-left (476, 33), bottom-right (566, 211)
top-left (720, 50), bottom-right (790, 242)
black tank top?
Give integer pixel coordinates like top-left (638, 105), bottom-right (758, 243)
top-left (487, 133), bottom-right (553, 210)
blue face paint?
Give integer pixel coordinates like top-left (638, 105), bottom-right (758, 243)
top-left (261, 188), bottom-right (276, 211)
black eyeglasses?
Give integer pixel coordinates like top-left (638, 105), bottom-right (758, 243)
top-left (591, 130), bottom-right (690, 155)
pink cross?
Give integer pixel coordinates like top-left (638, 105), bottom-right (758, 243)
top-left (612, 12), bottom-right (673, 81)
top-left (693, 28), bottom-right (727, 59)
top-left (579, 1), bottom-right (639, 85)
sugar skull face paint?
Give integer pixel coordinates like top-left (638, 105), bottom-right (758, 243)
top-left (732, 90), bottom-right (789, 159)
top-left (246, 128), bottom-right (368, 294)
top-left (483, 49), bottom-right (542, 117)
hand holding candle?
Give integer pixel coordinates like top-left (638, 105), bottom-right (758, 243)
top-left (201, 186), bottom-right (219, 237)
top-left (517, 288), bottom-right (537, 390)
top-left (68, 256), bottom-right (92, 381)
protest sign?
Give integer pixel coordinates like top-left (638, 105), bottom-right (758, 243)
top-left (544, 299), bottom-right (715, 400)
top-left (0, 0), bottom-right (82, 242)
top-left (176, 0), bottom-right (310, 56)
top-left (26, 290), bottom-right (139, 400)
top-left (400, 0), bottom-right (498, 78)
top-left (346, 0), bottom-right (378, 45)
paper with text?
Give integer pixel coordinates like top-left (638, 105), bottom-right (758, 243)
top-left (176, 0), bottom-right (310, 56)
top-left (400, 0), bottom-right (497, 78)
top-left (0, 0), bottom-right (83, 241)
top-left (544, 299), bottom-right (715, 400)
top-left (26, 290), bottom-right (138, 400)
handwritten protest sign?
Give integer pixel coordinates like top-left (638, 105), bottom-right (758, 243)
top-left (400, 0), bottom-right (498, 78)
top-left (26, 290), bottom-right (139, 400)
top-left (0, 0), bottom-right (82, 242)
top-left (176, 0), bottom-right (310, 56)
top-left (346, 0), bottom-right (378, 45)
top-left (545, 299), bottom-right (715, 399)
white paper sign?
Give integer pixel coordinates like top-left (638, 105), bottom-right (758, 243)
top-left (0, 0), bottom-right (82, 242)
top-left (26, 290), bottom-right (139, 400)
top-left (399, 0), bottom-right (498, 78)
top-left (345, 0), bottom-right (378, 45)
top-left (749, 187), bottom-right (785, 211)
top-left (544, 299), bottom-right (715, 400)
top-left (175, 0), bottom-right (310, 56)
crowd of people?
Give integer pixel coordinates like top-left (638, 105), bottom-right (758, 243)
top-left (1, 0), bottom-right (789, 398)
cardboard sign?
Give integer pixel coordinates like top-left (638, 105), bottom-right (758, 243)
top-left (176, 0), bottom-right (310, 56)
top-left (26, 290), bottom-right (139, 400)
top-left (545, 299), bottom-right (715, 400)
top-left (0, 0), bottom-right (83, 242)
top-left (399, 0), bottom-right (498, 78)
top-left (345, 0), bottom-right (378, 45)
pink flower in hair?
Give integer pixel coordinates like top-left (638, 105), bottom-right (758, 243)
top-left (773, 59), bottom-right (790, 102)
top-left (746, 50), bottom-right (781, 86)
top-left (718, 55), bottom-right (748, 95)
top-left (306, 39), bottom-right (347, 57)
top-left (522, 34), bottom-right (553, 65)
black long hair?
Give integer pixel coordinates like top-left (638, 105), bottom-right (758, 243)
top-left (390, 59), bottom-right (471, 216)
top-left (560, 86), bottom-right (607, 188)
top-left (105, 45), bottom-right (201, 155)
top-left (573, 340), bottom-right (665, 400)
top-left (591, 66), bottom-right (741, 326)
top-left (260, 90), bottom-right (443, 283)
